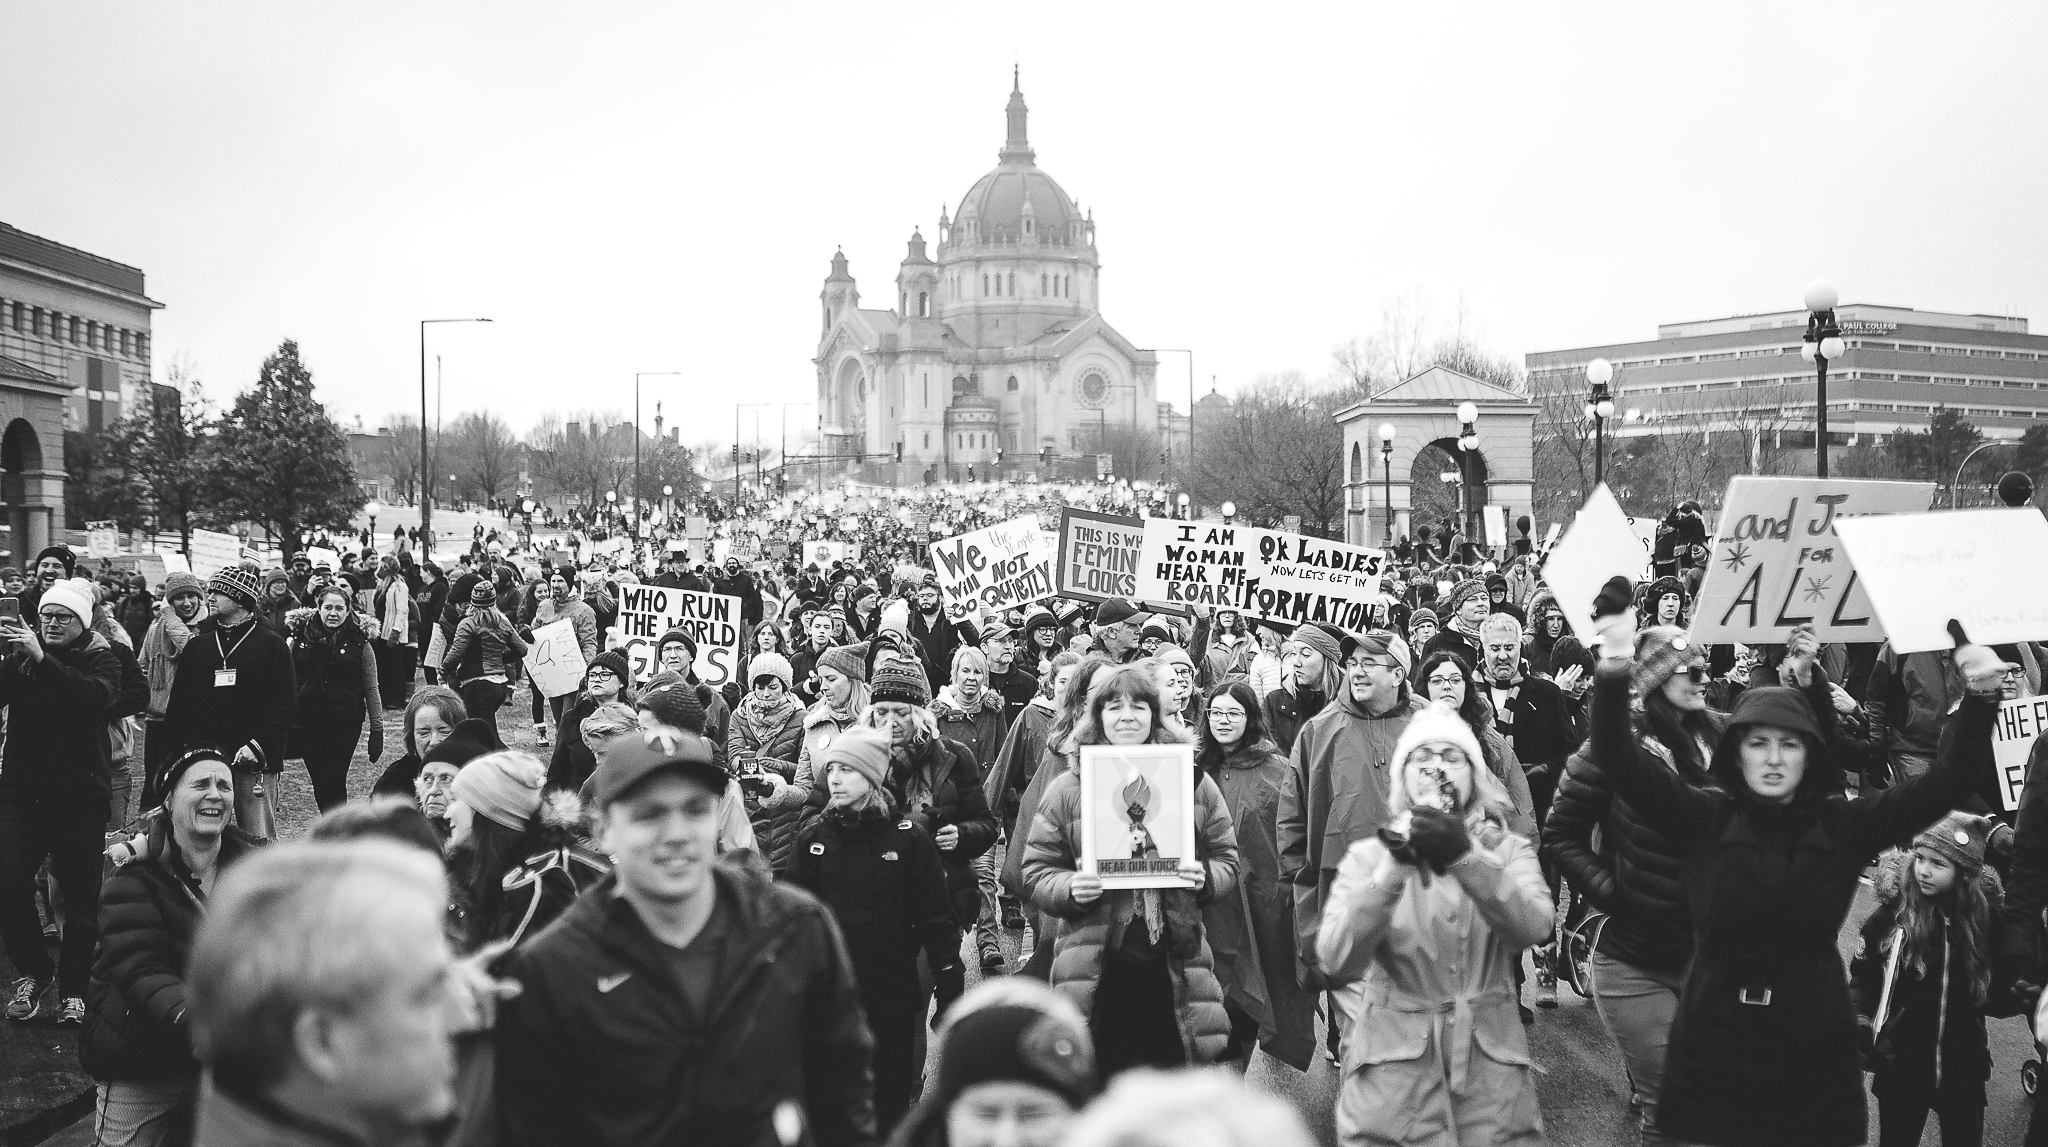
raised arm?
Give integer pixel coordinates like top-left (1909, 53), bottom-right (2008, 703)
top-left (1587, 659), bottom-right (1715, 846)
top-left (1850, 686), bottom-right (1998, 857)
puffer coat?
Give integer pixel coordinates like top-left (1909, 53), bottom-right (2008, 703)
top-left (727, 693), bottom-right (809, 871)
top-left (1316, 820), bottom-right (1553, 1147)
top-left (1202, 738), bottom-right (1317, 1069)
top-left (498, 791), bottom-right (612, 948)
top-left (885, 735), bottom-right (997, 927)
top-left (1021, 760), bottom-right (1240, 1065)
top-left (82, 827), bottom-right (266, 1081)
top-left (931, 685), bottom-right (1007, 777)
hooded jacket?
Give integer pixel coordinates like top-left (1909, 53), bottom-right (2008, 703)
top-left (0, 626), bottom-right (137, 810)
top-left (498, 791), bottom-right (612, 948)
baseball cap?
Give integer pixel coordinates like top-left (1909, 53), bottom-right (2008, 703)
top-left (592, 724), bottom-right (729, 807)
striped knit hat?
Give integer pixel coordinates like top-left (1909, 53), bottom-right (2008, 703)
top-left (871, 657), bottom-right (931, 707)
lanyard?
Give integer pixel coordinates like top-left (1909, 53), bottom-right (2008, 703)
top-left (214, 622), bottom-right (255, 668)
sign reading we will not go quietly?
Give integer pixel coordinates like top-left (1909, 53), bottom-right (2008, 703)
top-left (615, 584), bottom-right (743, 688)
top-left (1134, 519), bottom-right (1387, 631)
top-left (1689, 476), bottom-right (1932, 646)
top-left (929, 515), bottom-right (1056, 619)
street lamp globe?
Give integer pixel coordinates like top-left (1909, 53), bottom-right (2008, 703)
top-left (1456, 402), bottom-right (1478, 425)
top-left (1595, 398), bottom-right (1615, 419)
top-left (1379, 422), bottom-right (1396, 445)
top-left (367, 500), bottom-right (383, 521)
top-left (1800, 341), bottom-right (1818, 361)
top-left (1585, 359), bottom-right (1613, 387)
top-left (1804, 279), bottom-right (1840, 313)
top-left (1221, 500), bottom-right (1236, 518)
top-left (605, 490), bottom-right (616, 505)
top-left (1819, 335), bottom-right (1847, 360)
top-left (1177, 493), bottom-right (1190, 508)
top-left (662, 485), bottom-right (672, 498)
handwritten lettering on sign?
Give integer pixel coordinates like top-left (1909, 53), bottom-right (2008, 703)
top-left (929, 515), bottom-right (1056, 619)
top-left (1135, 519), bottom-right (1386, 631)
top-left (1993, 695), bottom-right (2048, 813)
top-left (1055, 508), bottom-right (1184, 614)
top-left (615, 585), bottom-right (743, 687)
top-left (1688, 477), bottom-right (1932, 646)
top-left (1832, 507), bottom-right (2048, 654)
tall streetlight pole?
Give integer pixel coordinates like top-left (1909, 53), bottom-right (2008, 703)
top-left (1584, 358), bottom-right (1615, 487)
top-left (1379, 423), bottom-right (1396, 546)
top-left (1800, 280), bottom-right (1846, 479)
top-left (1455, 402), bottom-right (1480, 548)
top-left (1951, 440), bottom-right (2021, 509)
top-left (737, 403), bottom-right (773, 509)
top-left (419, 318), bottom-right (491, 556)
top-left (635, 372), bottom-right (684, 546)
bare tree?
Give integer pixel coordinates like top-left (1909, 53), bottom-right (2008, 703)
top-left (379, 414), bottom-right (424, 505)
top-left (530, 411), bottom-right (627, 511)
top-left (446, 412), bottom-right (519, 507)
top-left (1190, 371), bottom-right (1353, 537)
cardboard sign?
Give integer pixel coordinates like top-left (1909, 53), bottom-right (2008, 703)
top-left (523, 618), bottom-right (588, 699)
top-left (1993, 695), bottom-right (2048, 813)
top-left (1079, 743), bottom-right (1198, 889)
top-left (615, 584), bottom-right (743, 687)
top-left (1135, 519), bottom-right (1387, 631)
top-left (1832, 508), bottom-right (2048, 654)
top-left (1542, 485), bottom-right (1651, 646)
top-left (159, 552), bottom-right (191, 576)
top-left (685, 516), bottom-right (710, 540)
top-left (1482, 506), bottom-right (1507, 549)
top-left (1689, 477), bottom-right (1932, 645)
top-left (803, 540), bottom-right (846, 568)
top-left (187, 529), bottom-right (244, 579)
top-left (105, 553), bottom-right (168, 591)
top-left (304, 546), bottom-right (341, 573)
top-left (1054, 508), bottom-right (1183, 615)
top-left (87, 521), bottom-right (119, 559)
top-left (929, 515), bottom-right (1056, 619)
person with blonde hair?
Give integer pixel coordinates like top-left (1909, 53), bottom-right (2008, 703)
top-left (1317, 702), bottom-right (1554, 1146)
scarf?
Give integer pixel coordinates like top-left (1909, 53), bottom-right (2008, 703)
top-left (740, 690), bottom-right (801, 736)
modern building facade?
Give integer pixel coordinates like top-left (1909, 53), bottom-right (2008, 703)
top-left (814, 71), bottom-right (1166, 486)
top-left (1526, 304), bottom-right (2048, 462)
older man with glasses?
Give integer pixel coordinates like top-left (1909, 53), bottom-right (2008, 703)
top-left (1276, 630), bottom-right (1424, 1057)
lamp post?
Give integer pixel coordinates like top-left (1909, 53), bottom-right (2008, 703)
top-left (418, 317), bottom-right (491, 555)
top-left (1951, 440), bottom-right (2021, 509)
top-left (1584, 359), bottom-right (1615, 487)
top-left (1799, 281), bottom-right (1846, 478)
top-left (366, 500), bottom-right (382, 542)
top-left (635, 373), bottom-right (684, 543)
top-left (1379, 423), bottom-right (1396, 546)
top-left (1221, 500), bottom-right (1236, 526)
top-left (1177, 492), bottom-right (1190, 520)
top-left (519, 496), bottom-right (535, 543)
top-left (737, 403), bottom-right (772, 511)
top-left (1152, 348), bottom-right (1195, 464)
top-left (1455, 402), bottom-right (1480, 545)
top-left (605, 489), bottom-right (617, 533)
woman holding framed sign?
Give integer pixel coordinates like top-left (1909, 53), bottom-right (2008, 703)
top-left (1021, 663), bottom-right (1240, 1076)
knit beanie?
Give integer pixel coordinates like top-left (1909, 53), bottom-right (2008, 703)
top-left (638, 682), bottom-right (705, 733)
top-left (162, 572), bottom-right (206, 600)
top-left (156, 746), bottom-right (233, 811)
top-left (1153, 643), bottom-right (1195, 672)
top-left (1915, 811), bottom-right (1992, 876)
top-left (39, 578), bottom-right (96, 625)
top-left (871, 657), bottom-right (932, 707)
top-left (32, 546), bottom-right (75, 577)
top-left (587, 649), bottom-right (631, 684)
top-left (1388, 702), bottom-right (1486, 813)
top-left (1446, 578), bottom-right (1488, 619)
top-left (822, 725), bottom-right (893, 793)
top-left (1632, 626), bottom-right (1705, 696)
top-left (208, 566), bottom-right (261, 611)
top-left (580, 700), bottom-right (641, 747)
top-left (748, 651), bottom-right (794, 691)
top-left (1140, 623), bottom-right (1171, 645)
top-left (450, 750), bottom-right (547, 832)
top-left (1408, 607), bottom-right (1439, 632)
top-left (933, 1003), bottom-right (1099, 1108)
top-left (1293, 623), bottom-right (1342, 670)
top-left (471, 580), bottom-right (497, 605)
top-left (818, 644), bottom-right (867, 683)
top-left (658, 626), bottom-right (698, 662)
top-left (1549, 636), bottom-right (1593, 679)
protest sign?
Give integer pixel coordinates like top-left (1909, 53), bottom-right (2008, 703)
top-left (305, 546), bottom-right (341, 573)
top-left (685, 516), bottom-right (710, 540)
top-left (159, 552), bottom-right (190, 576)
top-left (1993, 695), bottom-right (2048, 813)
top-left (1832, 507), bottom-right (2048, 654)
top-left (87, 521), bottom-right (119, 559)
top-left (1055, 508), bottom-right (1184, 614)
top-left (615, 584), bottom-right (743, 687)
top-left (1134, 519), bottom-right (1387, 630)
top-left (1689, 477), bottom-right (1932, 645)
top-left (1483, 506), bottom-right (1507, 549)
top-left (187, 529), bottom-right (243, 579)
top-left (523, 618), bottom-right (588, 699)
top-left (106, 553), bottom-right (168, 591)
top-left (1542, 485), bottom-right (1651, 646)
top-left (803, 540), bottom-right (846, 568)
top-left (1079, 743), bottom-right (1197, 890)
top-left (929, 515), bottom-right (1055, 619)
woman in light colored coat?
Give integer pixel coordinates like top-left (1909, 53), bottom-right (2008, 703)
top-left (1316, 702), bottom-right (1553, 1147)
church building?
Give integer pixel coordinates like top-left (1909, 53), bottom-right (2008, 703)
top-left (815, 71), bottom-right (1157, 484)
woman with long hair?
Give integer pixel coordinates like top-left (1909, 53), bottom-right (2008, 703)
top-left (738, 619), bottom-right (789, 692)
top-left (1263, 625), bottom-right (1344, 756)
top-left (286, 584), bottom-right (385, 812)
top-left (1316, 703), bottom-right (1554, 1145)
top-left (1415, 649), bottom-right (1537, 838)
top-left (1021, 664), bottom-right (1240, 1075)
top-left (1194, 680), bottom-right (1316, 1072)
top-left (795, 645), bottom-right (873, 825)
top-left (1001, 656), bottom-right (1116, 923)
top-left (82, 749), bottom-right (263, 1145)
top-left (443, 750), bottom-right (561, 952)
top-left (441, 580), bottom-right (529, 736)
top-left (863, 658), bottom-right (998, 940)
top-left (1021, 607), bottom-right (1062, 680)
top-left (373, 554), bottom-right (417, 706)
top-left (728, 652), bottom-right (810, 871)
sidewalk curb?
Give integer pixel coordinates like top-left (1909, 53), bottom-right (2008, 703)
top-left (3, 1087), bottom-right (93, 1147)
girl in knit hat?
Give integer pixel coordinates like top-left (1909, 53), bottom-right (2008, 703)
top-left (728, 649), bottom-right (808, 870)
top-left (793, 645), bottom-right (874, 825)
top-left (1851, 812), bottom-right (2013, 1147)
top-left (1316, 702), bottom-right (1553, 1146)
top-left (787, 725), bottom-right (961, 1133)
top-left (445, 750), bottom-right (552, 950)
top-left (885, 978), bottom-right (1099, 1147)
top-left (546, 650), bottom-right (632, 793)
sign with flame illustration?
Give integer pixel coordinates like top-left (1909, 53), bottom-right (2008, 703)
top-left (1078, 743), bottom-right (1198, 890)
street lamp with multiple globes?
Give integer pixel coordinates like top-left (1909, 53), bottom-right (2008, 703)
top-left (1221, 500), bottom-right (1236, 525)
top-left (1584, 359), bottom-right (1616, 486)
top-left (1799, 280), bottom-right (1846, 479)
top-left (417, 317), bottom-right (491, 556)
top-left (1379, 423), bottom-right (1396, 546)
top-left (1455, 402), bottom-right (1480, 546)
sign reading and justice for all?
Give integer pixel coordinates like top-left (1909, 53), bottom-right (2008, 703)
top-left (616, 585), bottom-right (742, 688)
top-left (1135, 520), bottom-right (1387, 629)
top-left (929, 515), bottom-right (1056, 618)
top-left (1687, 476), bottom-right (1932, 646)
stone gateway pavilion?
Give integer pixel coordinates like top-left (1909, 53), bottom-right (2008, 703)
top-left (815, 71), bottom-right (1165, 487)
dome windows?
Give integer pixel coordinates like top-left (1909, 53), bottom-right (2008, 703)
top-left (1006, 375), bottom-right (1019, 392)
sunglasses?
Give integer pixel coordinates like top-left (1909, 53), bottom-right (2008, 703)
top-left (1674, 665), bottom-right (1709, 684)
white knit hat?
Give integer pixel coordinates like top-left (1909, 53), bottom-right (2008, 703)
top-left (39, 578), bottom-right (97, 625)
top-left (1387, 702), bottom-right (1487, 816)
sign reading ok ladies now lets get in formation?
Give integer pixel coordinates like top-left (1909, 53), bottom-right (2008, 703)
top-left (1687, 476), bottom-right (1933, 646)
top-left (1135, 519), bottom-right (1388, 630)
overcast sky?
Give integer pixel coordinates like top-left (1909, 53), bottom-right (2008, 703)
top-left (6, 1), bottom-right (2045, 452)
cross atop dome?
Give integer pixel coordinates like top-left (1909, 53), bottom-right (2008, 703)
top-left (999, 65), bottom-right (1033, 165)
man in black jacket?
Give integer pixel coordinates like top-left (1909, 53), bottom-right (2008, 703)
top-left (0, 578), bottom-right (135, 1023)
top-left (713, 557), bottom-right (763, 628)
top-left (496, 726), bottom-right (876, 1147)
top-left (160, 568), bottom-right (296, 840)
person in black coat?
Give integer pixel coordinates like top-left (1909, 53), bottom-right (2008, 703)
top-left (1584, 580), bottom-right (2004, 1147)
top-left (158, 568), bottom-right (297, 838)
top-left (0, 577), bottom-right (137, 1024)
top-left (82, 749), bottom-right (263, 1138)
top-left (865, 659), bottom-right (999, 933)
top-left (787, 726), bottom-right (959, 1132)
top-left (287, 585), bottom-right (385, 812)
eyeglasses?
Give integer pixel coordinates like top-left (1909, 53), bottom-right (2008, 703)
top-left (1408, 744), bottom-right (1471, 767)
top-left (1345, 658), bottom-right (1401, 672)
top-left (587, 669), bottom-right (619, 682)
top-left (1425, 674), bottom-right (1466, 689)
top-left (1675, 665), bottom-right (1709, 684)
top-left (2002, 667), bottom-right (2027, 680)
top-left (36, 612), bottom-right (73, 624)
top-left (1208, 707), bottom-right (1246, 721)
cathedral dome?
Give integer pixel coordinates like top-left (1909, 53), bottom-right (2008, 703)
top-left (951, 70), bottom-right (1082, 248)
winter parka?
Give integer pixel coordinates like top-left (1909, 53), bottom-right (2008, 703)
top-left (81, 827), bottom-right (266, 1081)
top-left (728, 693), bottom-right (809, 871)
top-left (887, 735), bottom-right (998, 927)
top-left (1020, 761), bottom-right (1240, 1065)
top-left (0, 627), bottom-right (139, 814)
top-left (498, 791), bottom-right (612, 948)
top-left (931, 685), bottom-right (1007, 778)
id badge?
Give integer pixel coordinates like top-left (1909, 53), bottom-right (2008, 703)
top-left (214, 669), bottom-right (238, 687)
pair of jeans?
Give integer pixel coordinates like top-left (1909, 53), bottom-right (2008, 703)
top-left (972, 840), bottom-right (1002, 957)
top-left (95, 1077), bottom-right (192, 1147)
top-left (458, 678), bottom-right (510, 736)
top-left (0, 796), bottom-right (104, 998)
top-left (293, 717), bottom-right (363, 813)
top-left (1589, 948), bottom-right (1685, 1146)
top-left (1879, 1090), bottom-right (1983, 1147)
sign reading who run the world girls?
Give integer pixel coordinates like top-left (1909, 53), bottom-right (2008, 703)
top-left (1135, 519), bottom-right (1387, 630)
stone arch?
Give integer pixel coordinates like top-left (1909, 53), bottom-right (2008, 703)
top-left (0, 409), bottom-right (59, 563)
top-left (1408, 438), bottom-right (1490, 554)
top-left (1333, 366), bottom-right (1537, 550)
top-left (832, 357), bottom-right (867, 445)
top-left (1350, 442), bottom-right (1363, 483)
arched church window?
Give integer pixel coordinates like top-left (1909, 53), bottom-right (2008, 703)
top-left (982, 275), bottom-right (989, 296)
top-left (918, 292), bottom-right (929, 318)
top-left (953, 376), bottom-right (975, 397)
top-left (1351, 442), bottom-right (1363, 482)
top-left (1007, 272), bottom-right (1015, 295)
top-left (1006, 376), bottom-right (1019, 392)
top-left (1041, 274), bottom-right (1048, 296)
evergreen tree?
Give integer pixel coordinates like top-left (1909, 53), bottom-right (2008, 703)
top-left (207, 340), bottom-right (361, 557)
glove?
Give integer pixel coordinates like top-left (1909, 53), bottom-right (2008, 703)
top-left (931, 961), bottom-right (966, 1029)
top-left (1855, 1015), bottom-right (1876, 1059)
top-left (367, 725), bottom-right (385, 763)
top-left (1592, 575), bottom-right (1634, 624)
top-left (1406, 807), bottom-right (1472, 873)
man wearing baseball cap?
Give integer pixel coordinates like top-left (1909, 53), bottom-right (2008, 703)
top-left (496, 724), bottom-right (877, 1146)
top-left (159, 567), bottom-right (297, 840)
